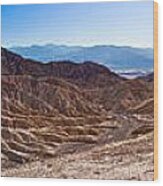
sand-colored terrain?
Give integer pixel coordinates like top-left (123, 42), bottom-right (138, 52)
top-left (1, 113), bottom-right (154, 180)
top-left (1, 48), bottom-right (154, 180)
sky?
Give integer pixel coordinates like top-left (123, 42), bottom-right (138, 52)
top-left (1, 1), bottom-right (154, 48)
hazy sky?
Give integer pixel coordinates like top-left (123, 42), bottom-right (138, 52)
top-left (2, 1), bottom-right (154, 48)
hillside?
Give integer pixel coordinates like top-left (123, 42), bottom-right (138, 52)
top-left (1, 47), bottom-right (153, 112)
top-left (1, 47), bottom-right (154, 180)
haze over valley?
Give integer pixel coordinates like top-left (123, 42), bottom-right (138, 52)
top-left (9, 44), bottom-right (153, 78)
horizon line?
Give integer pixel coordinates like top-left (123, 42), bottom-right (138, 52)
top-left (3, 43), bottom-right (154, 50)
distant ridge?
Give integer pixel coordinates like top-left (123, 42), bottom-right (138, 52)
top-left (9, 44), bottom-right (153, 72)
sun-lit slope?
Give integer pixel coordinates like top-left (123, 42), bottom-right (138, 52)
top-left (1, 47), bottom-right (154, 179)
top-left (2, 75), bottom-right (104, 116)
top-left (128, 98), bottom-right (154, 115)
top-left (2, 128), bottom-right (154, 180)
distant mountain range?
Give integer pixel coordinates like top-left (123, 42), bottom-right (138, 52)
top-left (9, 44), bottom-right (153, 75)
